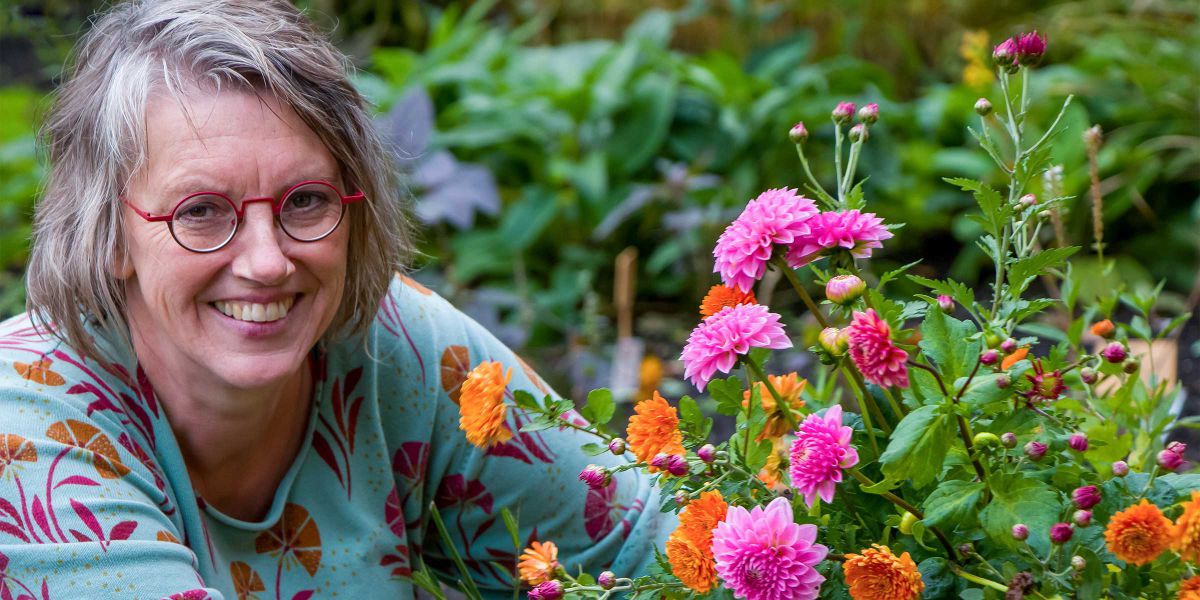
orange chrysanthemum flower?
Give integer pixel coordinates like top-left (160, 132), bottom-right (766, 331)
top-left (756, 439), bottom-right (788, 492)
top-left (842, 544), bottom-right (924, 600)
top-left (626, 391), bottom-right (685, 471)
top-left (1105, 499), bottom-right (1172, 566)
top-left (1091, 319), bottom-right (1115, 338)
top-left (457, 361), bottom-right (513, 449)
top-left (1001, 346), bottom-right (1029, 371)
top-left (1174, 491), bottom-right (1200, 563)
top-left (699, 284), bottom-right (757, 318)
top-left (517, 540), bottom-right (559, 586)
top-left (667, 491), bottom-right (728, 593)
top-left (743, 373), bottom-right (807, 440)
top-left (1180, 576), bottom-right (1200, 600)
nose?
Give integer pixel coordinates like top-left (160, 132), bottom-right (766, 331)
top-left (229, 202), bottom-right (295, 285)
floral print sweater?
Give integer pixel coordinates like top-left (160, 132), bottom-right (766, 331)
top-left (0, 275), bottom-right (672, 599)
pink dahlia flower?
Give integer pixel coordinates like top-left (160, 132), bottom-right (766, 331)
top-left (785, 210), bottom-right (892, 268)
top-left (712, 496), bottom-right (828, 600)
top-left (846, 309), bottom-right (909, 388)
top-left (789, 405), bottom-right (859, 508)
top-left (681, 304), bottom-right (792, 392)
top-left (713, 188), bottom-right (818, 292)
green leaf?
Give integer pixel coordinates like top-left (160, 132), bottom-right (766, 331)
top-left (944, 177), bottom-right (1009, 238)
top-left (918, 309), bottom-right (980, 383)
top-left (512, 390), bottom-right (540, 410)
top-left (582, 388), bottom-right (615, 426)
top-left (908, 275), bottom-right (974, 312)
top-left (979, 472), bottom-right (1060, 555)
top-left (879, 405), bottom-right (953, 488)
top-left (922, 479), bottom-right (985, 529)
top-left (581, 443), bottom-right (608, 456)
top-left (1006, 246), bottom-right (1079, 297)
top-left (709, 377), bottom-right (744, 416)
top-left (877, 260), bottom-right (922, 290)
top-left (917, 558), bottom-right (957, 599)
top-left (500, 507), bottom-right (521, 551)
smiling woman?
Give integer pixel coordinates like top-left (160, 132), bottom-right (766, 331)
top-left (0, 1), bottom-right (672, 598)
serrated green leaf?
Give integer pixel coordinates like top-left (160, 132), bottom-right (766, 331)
top-left (581, 442), bottom-right (608, 456)
top-left (944, 177), bottom-right (1009, 237)
top-left (679, 395), bottom-right (703, 430)
top-left (879, 405), bottom-right (953, 488)
top-left (1006, 246), bottom-right (1079, 297)
top-left (709, 377), bottom-right (744, 416)
top-left (922, 479), bottom-right (985, 529)
top-left (979, 472), bottom-right (1059, 555)
top-left (919, 309), bottom-right (980, 382)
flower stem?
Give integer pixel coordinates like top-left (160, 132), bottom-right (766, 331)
top-left (834, 124), bottom-right (846, 204)
top-left (773, 257), bottom-right (830, 328)
top-left (1137, 465), bottom-right (1160, 500)
top-left (842, 366), bottom-right (880, 458)
top-left (743, 357), bottom-right (798, 430)
top-left (794, 144), bottom-right (836, 209)
top-left (950, 565), bottom-right (1009, 592)
top-left (849, 469), bottom-right (959, 562)
top-left (841, 138), bottom-right (864, 200)
top-left (841, 365), bottom-right (892, 435)
top-left (908, 361), bottom-right (988, 485)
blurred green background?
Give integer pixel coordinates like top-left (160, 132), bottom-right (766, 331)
top-left (2, 0), bottom-right (1197, 397)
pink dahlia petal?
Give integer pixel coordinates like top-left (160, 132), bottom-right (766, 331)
top-left (714, 188), bottom-right (819, 292)
top-left (680, 304), bottom-right (792, 392)
top-left (785, 210), bottom-right (893, 268)
top-left (846, 309), bottom-right (909, 388)
top-left (789, 405), bottom-right (860, 509)
top-left (713, 497), bottom-right (827, 600)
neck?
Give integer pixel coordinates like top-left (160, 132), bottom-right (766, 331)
top-left (131, 335), bottom-right (314, 520)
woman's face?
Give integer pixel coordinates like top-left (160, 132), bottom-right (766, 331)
top-left (120, 89), bottom-right (348, 391)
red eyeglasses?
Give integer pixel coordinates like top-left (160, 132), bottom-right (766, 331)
top-left (123, 180), bottom-right (364, 253)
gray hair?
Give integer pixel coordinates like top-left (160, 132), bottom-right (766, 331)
top-left (28, 0), bottom-right (412, 361)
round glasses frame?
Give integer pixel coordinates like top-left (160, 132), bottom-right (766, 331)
top-left (121, 180), bottom-right (365, 253)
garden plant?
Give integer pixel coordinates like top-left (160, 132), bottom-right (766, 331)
top-left (434, 31), bottom-right (1194, 599)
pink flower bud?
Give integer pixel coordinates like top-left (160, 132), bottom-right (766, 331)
top-left (1071, 555), bottom-right (1086, 571)
top-left (598, 571), bottom-right (616, 590)
top-left (578, 464), bottom-right (611, 490)
top-left (1025, 441), bottom-right (1047, 461)
top-left (1073, 510), bottom-right (1092, 527)
top-left (674, 492), bottom-right (690, 507)
top-left (608, 438), bottom-right (626, 455)
top-left (1011, 524), bottom-right (1029, 541)
top-left (937, 294), bottom-right (954, 313)
top-left (996, 375), bottom-right (1011, 389)
top-left (980, 349), bottom-right (1000, 366)
top-left (1101, 342), bottom-right (1127, 364)
top-left (857, 103), bottom-right (879, 124)
top-left (529, 580), bottom-right (563, 600)
top-left (974, 98), bottom-right (993, 116)
top-left (1112, 460), bottom-right (1129, 477)
top-left (993, 38), bottom-right (1017, 65)
top-left (788, 122), bottom-right (809, 143)
top-left (1001, 432), bottom-right (1018, 448)
top-left (1072, 485), bottom-right (1101, 509)
top-left (1050, 523), bottom-right (1073, 544)
top-left (1080, 368), bottom-right (1097, 385)
top-left (1001, 338), bottom-right (1018, 354)
top-left (1014, 31), bottom-right (1047, 66)
top-left (1158, 441), bottom-right (1187, 472)
top-left (1019, 194), bottom-right (1037, 208)
top-left (697, 444), bottom-right (716, 464)
top-left (650, 453), bottom-right (671, 469)
top-left (1069, 433), bottom-right (1088, 452)
top-left (848, 123), bottom-right (868, 142)
top-left (818, 327), bottom-right (849, 357)
top-left (832, 102), bottom-right (857, 125)
top-left (1123, 358), bottom-right (1140, 374)
top-left (825, 275), bottom-right (866, 305)
top-left (666, 454), bottom-right (689, 477)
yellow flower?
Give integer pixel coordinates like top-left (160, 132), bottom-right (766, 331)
top-left (842, 544), bottom-right (924, 600)
top-left (959, 29), bottom-right (994, 89)
top-left (1174, 491), bottom-right (1200, 563)
top-left (517, 540), bottom-right (559, 586)
top-left (1105, 499), bottom-right (1172, 566)
top-left (625, 391), bottom-right (684, 471)
top-left (457, 361), bottom-right (513, 448)
top-left (756, 439), bottom-right (788, 492)
top-left (742, 372), bottom-right (806, 440)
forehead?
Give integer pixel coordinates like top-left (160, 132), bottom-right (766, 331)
top-left (137, 88), bottom-right (338, 193)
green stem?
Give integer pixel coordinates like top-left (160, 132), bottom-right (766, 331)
top-left (429, 503), bottom-right (485, 600)
top-left (841, 138), bottom-right (864, 199)
top-left (881, 387), bottom-right (908, 418)
top-left (849, 469), bottom-right (959, 562)
top-left (909, 361), bottom-right (988, 485)
top-left (834, 124), bottom-right (845, 203)
top-left (794, 144), bottom-right (836, 209)
top-left (1137, 465), bottom-right (1160, 500)
top-left (773, 257), bottom-right (830, 328)
top-left (842, 366), bottom-right (880, 458)
top-left (842, 365), bottom-right (892, 434)
top-left (951, 565), bottom-right (1009, 592)
top-left (744, 357), bottom-right (798, 430)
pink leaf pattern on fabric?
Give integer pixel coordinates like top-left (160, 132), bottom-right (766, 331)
top-left (378, 283), bottom-right (427, 385)
top-left (483, 410), bottom-right (556, 465)
top-left (314, 368), bottom-right (364, 498)
top-left (52, 475), bottom-right (99, 490)
top-left (584, 477), bottom-right (624, 542)
top-left (109, 520), bottom-right (138, 541)
top-left (70, 498), bottom-right (105, 541)
top-left (391, 442), bottom-right (428, 483)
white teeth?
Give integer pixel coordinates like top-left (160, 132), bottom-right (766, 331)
top-left (214, 297), bottom-right (295, 323)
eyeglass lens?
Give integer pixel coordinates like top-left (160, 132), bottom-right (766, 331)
top-left (169, 182), bottom-right (345, 252)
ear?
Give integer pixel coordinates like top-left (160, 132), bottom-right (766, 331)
top-left (110, 238), bottom-right (134, 280)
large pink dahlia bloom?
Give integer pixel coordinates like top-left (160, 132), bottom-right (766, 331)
top-left (714, 188), bottom-right (819, 292)
top-left (681, 304), bottom-right (792, 392)
top-left (712, 497), bottom-right (828, 600)
top-left (789, 405), bottom-right (859, 508)
top-left (846, 309), bottom-right (909, 388)
top-left (786, 209), bottom-right (892, 267)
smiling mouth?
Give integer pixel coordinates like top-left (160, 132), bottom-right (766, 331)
top-left (212, 296), bottom-right (296, 323)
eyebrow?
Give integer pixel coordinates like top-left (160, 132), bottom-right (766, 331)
top-left (160, 175), bottom-right (342, 201)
